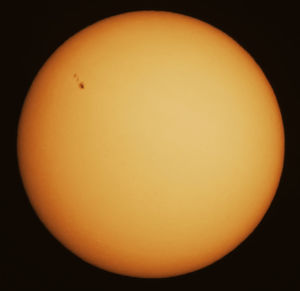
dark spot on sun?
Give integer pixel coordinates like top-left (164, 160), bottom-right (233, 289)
top-left (73, 73), bottom-right (85, 89)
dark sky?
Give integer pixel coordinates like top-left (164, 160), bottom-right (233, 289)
top-left (5, 1), bottom-right (299, 290)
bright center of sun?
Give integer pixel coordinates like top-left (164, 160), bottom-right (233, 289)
top-left (17, 11), bottom-right (284, 278)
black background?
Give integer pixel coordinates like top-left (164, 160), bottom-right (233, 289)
top-left (4, 0), bottom-right (299, 290)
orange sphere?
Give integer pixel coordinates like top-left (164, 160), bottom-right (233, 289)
top-left (17, 11), bottom-right (284, 278)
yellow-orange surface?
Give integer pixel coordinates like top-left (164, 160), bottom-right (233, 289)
top-left (17, 11), bottom-right (284, 278)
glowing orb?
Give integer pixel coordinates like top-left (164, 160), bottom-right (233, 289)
top-left (17, 11), bottom-right (284, 278)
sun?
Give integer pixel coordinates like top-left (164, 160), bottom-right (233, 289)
top-left (17, 10), bottom-right (284, 278)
